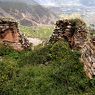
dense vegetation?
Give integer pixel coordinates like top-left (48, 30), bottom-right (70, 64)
top-left (0, 41), bottom-right (95, 95)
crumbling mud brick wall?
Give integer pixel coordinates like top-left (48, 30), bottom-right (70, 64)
top-left (49, 18), bottom-right (95, 79)
top-left (0, 18), bottom-right (30, 50)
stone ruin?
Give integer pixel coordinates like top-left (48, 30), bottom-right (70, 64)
top-left (49, 18), bottom-right (95, 79)
top-left (49, 19), bottom-right (87, 49)
top-left (0, 18), bottom-right (30, 51)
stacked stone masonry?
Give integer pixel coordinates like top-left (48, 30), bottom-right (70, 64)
top-left (49, 19), bottom-right (87, 49)
top-left (49, 18), bottom-right (95, 79)
top-left (81, 42), bottom-right (95, 79)
top-left (0, 18), bottom-right (30, 50)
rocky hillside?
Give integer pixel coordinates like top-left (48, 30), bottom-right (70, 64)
top-left (0, 0), bottom-right (58, 26)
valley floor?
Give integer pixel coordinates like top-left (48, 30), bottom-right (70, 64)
top-left (27, 38), bottom-right (43, 46)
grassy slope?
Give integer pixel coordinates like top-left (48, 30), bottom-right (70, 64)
top-left (0, 41), bottom-right (95, 95)
top-left (20, 25), bottom-right (54, 40)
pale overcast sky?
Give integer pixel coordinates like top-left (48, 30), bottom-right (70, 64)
top-left (34, 0), bottom-right (95, 7)
top-left (35, 0), bottom-right (80, 6)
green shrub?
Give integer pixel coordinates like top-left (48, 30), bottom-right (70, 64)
top-left (0, 44), bottom-right (15, 56)
top-left (0, 61), bottom-right (19, 95)
top-left (0, 41), bottom-right (95, 95)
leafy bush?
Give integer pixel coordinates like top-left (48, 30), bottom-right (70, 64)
top-left (0, 41), bottom-right (95, 95)
top-left (0, 44), bottom-right (15, 56)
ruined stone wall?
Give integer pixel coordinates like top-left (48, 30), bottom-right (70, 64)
top-left (49, 19), bottom-right (87, 49)
top-left (0, 18), bottom-right (30, 50)
top-left (81, 41), bottom-right (95, 79)
top-left (49, 18), bottom-right (95, 79)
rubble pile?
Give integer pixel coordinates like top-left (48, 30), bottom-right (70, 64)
top-left (49, 18), bottom-right (95, 79)
top-left (0, 18), bottom-right (30, 50)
